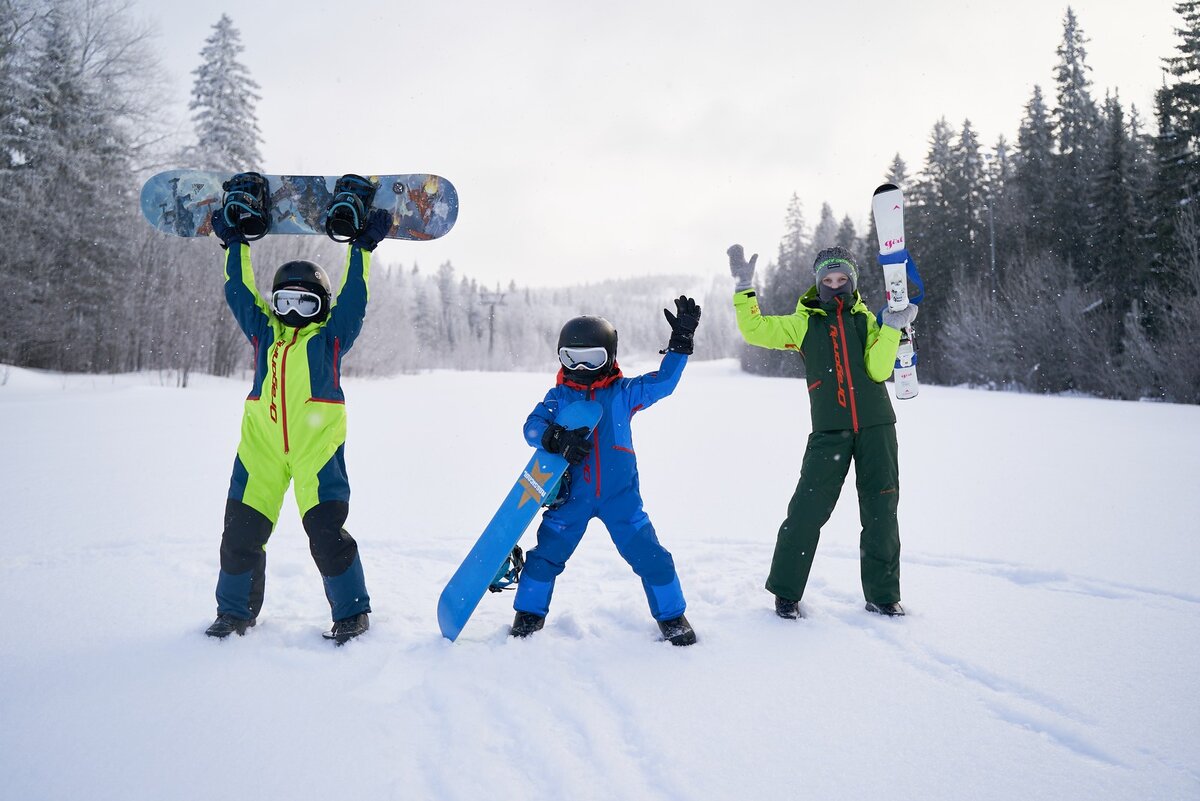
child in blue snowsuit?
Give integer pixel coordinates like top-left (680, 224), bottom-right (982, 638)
top-left (511, 297), bottom-right (701, 645)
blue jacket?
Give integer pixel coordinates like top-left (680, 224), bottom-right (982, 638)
top-left (522, 351), bottom-right (687, 502)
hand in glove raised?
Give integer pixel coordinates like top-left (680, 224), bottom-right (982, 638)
top-left (882, 304), bottom-right (918, 331)
top-left (210, 208), bottom-right (247, 249)
top-left (353, 208), bottom-right (393, 252)
top-left (664, 295), bottom-right (701, 355)
top-left (727, 244), bottom-right (758, 291)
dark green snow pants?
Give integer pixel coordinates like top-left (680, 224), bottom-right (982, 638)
top-left (765, 424), bottom-right (901, 605)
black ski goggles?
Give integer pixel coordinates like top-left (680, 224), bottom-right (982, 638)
top-left (558, 346), bottom-right (608, 371)
top-left (271, 288), bottom-right (323, 318)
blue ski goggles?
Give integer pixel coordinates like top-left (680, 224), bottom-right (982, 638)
top-left (271, 288), bottom-right (322, 318)
top-left (558, 346), bottom-right (608, 371)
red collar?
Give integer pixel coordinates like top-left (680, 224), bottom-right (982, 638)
top-left (557, 361), bottom-right (623, 390)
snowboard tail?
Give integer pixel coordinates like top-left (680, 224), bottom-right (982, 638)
top-left (437, 401), bottom-right (603, 642)
top-left (140, 170), bottom-right (458, 242)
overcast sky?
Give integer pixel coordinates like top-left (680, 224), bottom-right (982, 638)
top-left (133, 0), bottom-right (1179, 288)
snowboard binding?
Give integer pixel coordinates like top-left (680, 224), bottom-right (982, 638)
top-left (324, 174), bottom-right (379, 242)
top-left (487, 545), bottom-right (524, 593)
top-left (220, 172), bottom-right (271, 241)
top-left (546, 470), bottom-right (571, 510)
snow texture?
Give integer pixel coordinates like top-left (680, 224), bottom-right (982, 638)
top-left (1, 360), bottom-right (1197, 800)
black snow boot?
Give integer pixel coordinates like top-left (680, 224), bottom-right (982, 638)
top-left (509, 611), bottom-right (545, 638)
top-left (324, 612), bottom-right (370, 645)
top-left (205, 613), bottom-right (256, 638)
top-left (657, 614), bottom-right (697, 646)
top-left (774, 595), bottom-right (802, 620)
top-left (865, 601), bottom-right (906, 617)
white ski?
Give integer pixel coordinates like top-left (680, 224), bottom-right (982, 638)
top-left (872, 183), bottom-right (918, 400)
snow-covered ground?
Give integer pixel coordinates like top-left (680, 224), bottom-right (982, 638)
top-left (2, 359), bottom-right (1197, 800)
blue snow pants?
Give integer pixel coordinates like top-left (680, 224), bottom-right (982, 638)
top-left (514, 479), bottom-right (685, 622)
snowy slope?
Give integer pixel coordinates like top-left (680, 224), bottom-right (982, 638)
top-left (1, 360), bottom-right (1197, 801)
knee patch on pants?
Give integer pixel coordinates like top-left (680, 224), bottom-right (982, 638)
top-left (303, 500), bottom-right (358, 577)
top-left (220, 500), bottom-right (273, 574)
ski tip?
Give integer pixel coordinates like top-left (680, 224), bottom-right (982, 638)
top-left (873, 183), bottom-right (899, 196)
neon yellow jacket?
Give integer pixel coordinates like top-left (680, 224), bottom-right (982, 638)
top-left (222, 243), bottom-right (371, 515)
top-left (733, 286), bottom-right (900, 432)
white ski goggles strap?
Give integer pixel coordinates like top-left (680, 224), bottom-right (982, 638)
top-left (271, 288), bottom-right (322, 318)
top-left (558, 346), bottom-right (608, 371)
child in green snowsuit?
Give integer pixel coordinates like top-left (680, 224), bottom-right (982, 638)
top-left (727, 244), bottom-right (917, 618)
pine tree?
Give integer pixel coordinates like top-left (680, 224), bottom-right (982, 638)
top-left (5, 2), bottom-right (133, 369)
top-left (766, 192), bottom-right (810, 312)
top-left (984, 135), bottom-right (1017, 285)
top-left (1091, 93), bottom-right (1147, 334)
top-left (914, 118), bottom-right (957, 261)
top-left (1052, 7), bottom-right (1102, 279)
top-left (1015, 85), bottom-right (1057, 257)
top-left (186, 14), bottom-right (262, 170)
top-left (0, 0), bottom-right (37, 172)
top-left (911, 118), bottom-right (958, 380)
top-left (1149, 2), bottom-right (1200, 294)
top-left (812, 202), bottom-right (838, 252)
top-left (835, 215), bottom-right (858, 252)
top-left (1164, 0), bottom-right (1200, 184)
top-left (885, 153), bottom-right (910, 187)
top-left (947, 118), bottom-right (986, 274)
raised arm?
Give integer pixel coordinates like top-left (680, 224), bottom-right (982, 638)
top-left (212, 211), bottom-right (272, 343)
top-left (728, 244), bottom-right (808, 351)
top-left (325, 208), bottom-right (391, 349)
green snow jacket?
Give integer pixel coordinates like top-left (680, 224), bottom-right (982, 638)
top-left (733, 286), bottom-right (900, 432)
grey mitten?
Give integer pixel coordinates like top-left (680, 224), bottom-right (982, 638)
top-left (727, 244), bottom-right (758, 291)
top-left (882, 304), bottom-right (919, 330)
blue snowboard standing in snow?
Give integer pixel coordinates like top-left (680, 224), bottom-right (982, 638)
top-left (508, 301), bottom-right (702, 646)
top-left (437, 401), bottom-right (602, 642)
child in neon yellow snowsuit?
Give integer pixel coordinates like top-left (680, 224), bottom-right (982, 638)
top-left (204, 195), bottom-right (392, 644)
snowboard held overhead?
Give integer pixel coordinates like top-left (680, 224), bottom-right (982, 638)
top-left (140, 170), bottom-right (459, 242)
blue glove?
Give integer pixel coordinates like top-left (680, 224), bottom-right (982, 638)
top-left (210, 208), bottom-right (247, 249)
top-left (353, 208), bottom-right (392, 252)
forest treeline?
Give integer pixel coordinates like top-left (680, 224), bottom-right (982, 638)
top-left (2, 1), bottom-right (1199, 403)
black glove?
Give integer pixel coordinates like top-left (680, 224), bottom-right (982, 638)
top-left (210, 208), bottom-right (247, 249)
top-left (353, 208), bottom-right (392, 252)
top-left (541, 424), bottom-right (593, 465)
top-left (664, 295), bottom-right (701, 355)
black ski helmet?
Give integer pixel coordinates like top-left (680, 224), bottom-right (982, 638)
top-left (271, 259), bottom-right (332, 326)
top-left (557, 315), bottom-right (618, 384)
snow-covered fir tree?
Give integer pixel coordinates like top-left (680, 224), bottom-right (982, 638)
top-left (185, 14), bottom-right (262, 171)
top-left (1051, 7), bottom-right (1102, 280)
top-left (1091, 93), bottom-right (1148, 333)
top-left (1015, 85), bottom-right (1056, 257)
top-left (1, 0), bottom-right (135, 370)
top-left (948, 118), bottom-right (986, 273)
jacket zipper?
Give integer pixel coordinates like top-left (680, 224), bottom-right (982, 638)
top-left (836, 297), bottom-right (860, 432)
top-left (280, 328), bottom-right (300, 453)
top-left (589, 387), bottom-right (601, 498)
top-left (333, 337), bottom-right (341, 389)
